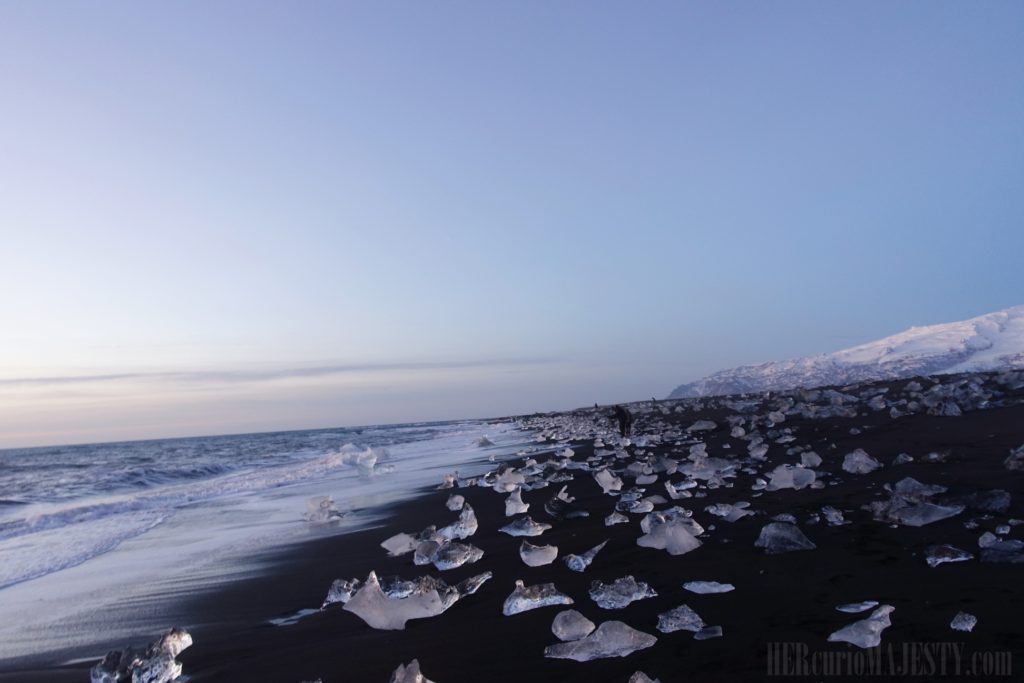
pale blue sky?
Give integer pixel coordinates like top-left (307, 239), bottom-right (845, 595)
top-left (1, 2), bottom-right (1022, 446)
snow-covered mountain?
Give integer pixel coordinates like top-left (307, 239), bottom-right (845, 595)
top-left (668, 306), bottom-right (1024, 399)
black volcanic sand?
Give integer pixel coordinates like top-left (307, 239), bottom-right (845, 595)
top-left (6, 376), bottom-right (1024, 683)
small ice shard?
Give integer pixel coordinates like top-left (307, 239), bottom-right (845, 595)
top-left (754, 522), bottom-right (816, 554)
top-left (950, 611), bottom-right (977, 632)
top-left (475, 436), bottom-right (494, 447)
top-left (381, 533), bottom-right (418, 557)
top-left (500, 515), bottom-right (552, 537)
top-left (438, 504), bottom-right (478, 540)
top-left (343, 571), bottom-right (445, 630)
top-left (893, 453), bottom-right (914, 465)
top-left (768, 410), bottom-right (786, 424)
top-left (890, 503), bottom-right (964, 527)
top-left (414, 540), bottom-right (443, 566)
top-left (438, 473), bottom-right (456, 489)
top-left (637, 520), bottom-right (701, 556)
top-left (688, 420), bottom-right (717, 432)
top-left (828, 605), bottom-right (895, 649)
top-left (821, 506), bottom-right (847, 526)
top-left (766, 465), bottom-right (816, 491)
top-left (616, 499), bottom-right (655, 514)
top-left (605, 512), bottom-right (629, 526)
top-left (558, 447), bottom-right (575, 458)
top-left (636, 473), bottom-right (658, 485)
top-left (455, 571), bottom-right (493, 597)
top-left (502, 580), bottom-right (574, 615)
top-left (979, 538), bottom-right (1024, 563)
top-left (705, 503), bottom-right (753, 522)
top-left (589, 576), bottom-right (657, 609)
top-left (446, 494), bottom-right (465, 511)
top-left (323, 577), bottom-right (362, 608)
top-left (842, 449), bottom-right (882, 474)
top-left (683, 581), bottom-right (734, 594)
top-left (505, 488), bottom-right (530, 516)
top-left (565, 540), bottom-right (608, 572)
top-left (836, 601), bottom-right (879, 614)
top-left (664, 480), bottom-right (692, 500)
top-left (594, 469), bottom-right (624, 494)
top-left (520, 540), bottom-right (559, 567)
top-left (545, 487), bottom-right (588, 519)
top-left (389, 659), bottom-right (435, 683)
top-left (629, 673), bottom-right (661, 683)
top-left (552, 609), bottom-right (596, 641)
top-left (544, 621), bottom-right (657, 661)
top-left (801, 451), bottom-right (823, 468)
top-left (694, 625), bottom-right (723, 640)
top-left (641, 508), bottom-right (704, 536)
top-left (432, 542), bottom-right (484, 570)
top-left (91, 628), bottom-right (193, 683)
top-left (304, 495), bottom-right (346, 523)
top-left (924, 544), bottom-right (974, 567)
top-left (656, 604), bottom-right (705, 633)
top-left (493, 468), bottom-right (526, 493)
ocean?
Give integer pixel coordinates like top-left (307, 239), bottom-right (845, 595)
top-left (0, 419), bottom-right (530, 664)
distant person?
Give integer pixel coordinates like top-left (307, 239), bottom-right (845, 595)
top-left (611, 405), bottom-right (633, 437)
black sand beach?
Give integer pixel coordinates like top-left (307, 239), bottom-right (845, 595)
top-left (4, 372), bottom-right (1024, 682)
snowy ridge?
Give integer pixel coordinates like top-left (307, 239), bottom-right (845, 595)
top-left (669, 306), bottom-right (1024, 398)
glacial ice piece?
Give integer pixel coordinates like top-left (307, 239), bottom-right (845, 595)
top-left (836, 601), bottom-right (879, 614)
top-left (493, 468), bottom-right (526, 493)
top-left (432, 542), bottom-right (484, 570)
top-left (665, 480), bottom-right (693, 500)
top-left (754, 522), bottom-right (816, 554)
top-left (616, 499), bottom-right (655, 514)
top-left (705, 503), bottom-right (753, 522)
top-left (636, 474), bottom-right (658, 485)
top-left (694, 625), bottom-right (723, 640)
top-left (594, 469), bottom-right (624, 494)
top-left (629, 673), bottom-right (661, 683)
top-left (950, 612), bottom-right (977, 632)
top-left (821, 506), bottom-right (847, 526)
top-left (641, 508), bottom-right (704, 536)
top-left (979, 539), bottom-right (1024, 563)
top-left (520, 541), bottom-right (559, 567)
top-left (323, 577), bottom-right (363, 608)
top-left (688, 420), bottom-right (717, 432)
top-left (1005, 445), bottom-right (1024, 471)
top-left (545, 486), bottom-right (588, 519)
top-left (892, 477), bottom-right (947, 499)
top-left (637, 519), bottom-right (701, 556)
top-left (455, 571), bottom-right (493, 598)
top-left (842, 449), bottom-right (882, 474)
top-left (500, 515), bottom-right (552, 537)
top-left (544, 621), bottom-right (657, 661)
top-left (344, 571), bottom-right (446, 630)
top-left (414, 540), bottom-right (443, 566)
top-left (503, 580), bottom-right (574, 615)
top-left (893, 453), bottom-right (914, 465)
top-left (828, 605), bottom-right (895, 648)
top-left (505, 488), bottom-right (530, 516)
top-left (564, 540), bottom-right (608, 572)
top-left (589, 576), bottom-right (657, 609)
top-left (656, 604), bottom-right (705, 633)
top-left (552, 609), bottom-right (596, 641)
top-left (438, 504), bottom-right (478, 540)
top-left (381, 533), bottom-right (418, 557)
top-left (605, 512), bottom-right (629, 526)
top-left (683, 581), bottom-right (734, 594)
top-left (438, 473), bottom-right (456, 489)
top-left (801, 451), bottom-right (823, 468)
top-left (925, 544), bottom-right (974, 567)
top-left (889, 503), bottom-right (964, 527)
top-left (767, 465), bottom-right (816, 491)
top-left (91, 628), bottom-right (193, 683)
top-left (446, 494), bottom-right (465, 511)
top-left (475, 436), bottom-right (494, 447)
top-left (389, 659), bottom-right (435, 683)
top-left (304, 496), bottom-right (346, 523)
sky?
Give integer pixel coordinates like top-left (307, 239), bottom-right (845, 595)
top-left (1, 1), bottom-right (1022, 448)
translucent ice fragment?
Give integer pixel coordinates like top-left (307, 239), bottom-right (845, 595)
top-left (924, 544), bottom-right (974, 567)
top-left (890, 503), bottom-right (963, 527)
top-left (446, 494), bottom-right (465, 511)
top-left (552, 609), bottom-right (596, 641)
top-left (323, 577), bottom-right (362, 608)
top-left (91, 628), bottom-right (193, 683)
top-left (616, 499), bottom-right (655, 514)
top-left (564, 540), bottom-right (608, 572)
top-left (801, 452), bottom-right (823, 468)
top-left (637, 520), bottom-right (701, 556)
top-left (304, 496), bottom-right (345, 523)
top-left (821, 506), bottom-right (847, 526)
top-left (544, 621), bottom-right (657, 661)
top-left (656, 604), bottom-right (705, 633)
top-left (594, 469), bottom-right (624, 494)
top-left (836, 601), bottom-right (879, 614)
top-left (694, 625), bottom-right (723, 640)
top-left (950, 611), bottom-right (977, 632)
top-left (438, 504), bottom-right (478, 540)
top-left (343, 571), bottom-right (445, 630)
top-left (501, 515), bottom-right (552, 537)
top-left (389, 659), bottom-right (435, 683)
top-left (381, 533), bottom-right (418, 557)
top-left (704, 503), bottom-right (753, 522)
top-left (842, 449), bottom-right (882, 474)
top-left (828, 605), bottom-right (895, 648)
top-left (605, 512), bottom-right (629, 526)
top-left (682, 581), bottom-right (734, 594)
top-left (767, 465), bottom-right (816, 491)
top-left (505, 488), bottom-right (530, 516)
top-left (432, 542), bottom-right (484, 570)
top-left (520, 541), bottom-right (558, 567)
top-left (493, 468), bottom-right (526, 493)
top-left (475, 436), bottom-right (494, 447)
top-left (503, 580), bottom-right (574, 615)
top-left (754, 522), bottom-right (816, 554)
top-left (589, 576), bottom-right (657, 609)
top-left (629, 673), bottom-right (661, 683)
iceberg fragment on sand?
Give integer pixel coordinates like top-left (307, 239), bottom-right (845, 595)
top-left (589, 576), bottom-right (657, 609)
top-left (842, 449), bottom-right (882, 474)
top-left (552, 609), bottom-right (596, 641)
top-left (637, 519), bottom-right (701, 556)
top-left (502, 580), bottom-right (574, 615)
top-left (754, 522), bottom-right (816, 554)
top-left (564, 540), bottom-right (608, 572)
top-left (682, 581), bottom-right (734, 594)
top-left (544, 621), bottom-right (657, 661)
top-left (836, 601), bottom-right (879, 614)
top-left (500, 515), bottom-right (552, 537)
top-left (594, 469), bottom-right (624, 494)
top-left (950, 612), bottom-right (977, 632)
top-left (343, 571), bottom-right (445, 630)
top-left (304, 495), bottom-right (345, 523)
top-left (694, 625), bottom-right (723, 640)
top-left (656, 604), bottom-right (705, 633)
top-left (605, 512), bottom-right (629, 526)
top-left (389, 659), bottom-right (435, 683)
top-left (924, 544), bottom-right (974, 567)
top-left (431, 542), bottom-right (484, 571)
top-left (828, 605), bottom-right (895, 648)
top-left (766, 465), bottom-right (816, 491)
top-left (437, 504), bottom-right (478, 540)
top-left (323, 577), bottom-right (363, 608)
top-left (505, 488), bottom-right (529, 516)
top-left (520, 541), bottom-right (558, 567)
top-left (445, 494), bottom-right (465, 511)
top-left (90, 628), bottom-right (193, 683)
top-left (629, 673), bottom-right (661, 683)
top-left (381, 533), bottom-right (418, 557)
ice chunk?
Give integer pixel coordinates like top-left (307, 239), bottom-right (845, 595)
top-left (455, 571), bottom-right (493, 598)
top-left (437, 504), bottom-right (478, 540)
top-left (842, 449), bottom-right (882, 474)
top-left (637, 520), bottom-right (701, 556)
top-left (492, 468), bottom-right (526, 493)
top-left (594, 469), bottom-right (624, 494)
top-left (520, 541), bottom-right (559, 567)
top-left (656, 604), bottom-right (705, 633)
top-left (438, 473), bottom-right (456, 489)
top-left (91, 628), bottom-right (193, 683)
top-left (754, 522), bottom-right (816, 554)
top-left (475, 436), bottom-right (494, 447)
top-left (343, 571), bottom-right (446, 630)
top-left (641, 508), bottom-right (704, 536)
top-left (828, 605), bottom-right (895, 648)
top-left (801, 451), bottom-right (822, 468)
top-left (589, 576), bottom-right (657, 609)
top-left (505, 487), bottom-right (529, 516)
top-left (544, 621), bottom-right (657, 661)
top-left (767, 465), bottom-right (816, 491)
top-left (446, 494), bottom-right (465, 511)
top-left (682, 581), bottom-right (734, 594)
top-left (694, 625), bottom-right (723, 640)
top-left (500, 515), bottom-right (552, 537)
top-left (322, 577), bottom-right (362, 608)
top-left (552, 609), bottom-right (596, 641)
top-left (432, 542), bottom-right (484, 570)
top-left (836, 601), bottom-right (879, 614)
top-left (924, 544), bottom-right (974, 567)
top-left (389, 659), bottom-right (435, 683)
top-left (545, 486), bottom-right (588, 519)
top-left (503, 580), bottom-right (574, 615)
top-left (688, 420), bottom-right (717, 432)
top-left (705, 503), bottom-right (753, 522)
top-left (821, 506), bottom-right (847, 526)
top-left (564, 540), bottom-right (608, 572)
top-left (605, 512), bottom-right (629, 526)
top-left (950, 612), bottom-right (977, 632)
top-left (889, 503), bottom-right (964, 527)
top-left (381, 533), bottom-right (418, 557)
top-left (304, 496), bottom-right (345, 523)
top-left (980, 539), bottom-right (1024, 563)
top-left (629, 673), bottom-right (661, 683)
top-left (414, 540), bottom-right (443, 566)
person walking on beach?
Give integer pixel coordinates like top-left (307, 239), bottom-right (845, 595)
top-left (611, 405), bottom-right (633, 438)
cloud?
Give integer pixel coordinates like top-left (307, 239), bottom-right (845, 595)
top-left (0, 357), bottom-right (560, 388)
